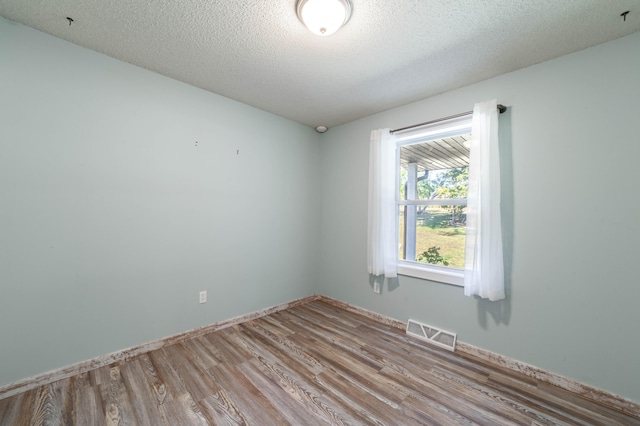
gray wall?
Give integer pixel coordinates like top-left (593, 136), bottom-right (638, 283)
top-left (0, 18), bottom-right (320, 386)
top-left (319, 31), bottom-right (640, 402)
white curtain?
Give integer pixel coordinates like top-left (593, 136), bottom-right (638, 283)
top-left (464, 99), bottom-right (505, 301)
top-left (367, 129), bottom-right (397, 278)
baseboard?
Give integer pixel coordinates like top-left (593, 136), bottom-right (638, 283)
top-left (454, 342), bottom-right (640, 419)
top-left (318, 295), bottom-right (406, 329)
top-left (0, 294), bottom-right (321, 401)
top-left (3, 293), bottom-right (639, 419)
top-left (317, 295), bottom-right (640, 419)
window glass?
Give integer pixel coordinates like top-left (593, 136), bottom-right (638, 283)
top-left (397, 128), bottom-right (470, 272)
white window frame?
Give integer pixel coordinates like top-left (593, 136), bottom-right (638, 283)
top-left (395, 116), bottom-right (472, 287)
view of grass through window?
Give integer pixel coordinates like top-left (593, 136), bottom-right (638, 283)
top-left (398, 206), bottom-right (467, 268)
top-left (398, 138), bottom-right (469, 269)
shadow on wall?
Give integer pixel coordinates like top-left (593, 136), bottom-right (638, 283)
top-left (369, 274), bottom-right (400, 294)
top-left (475, 107), bottom-right (514, 329)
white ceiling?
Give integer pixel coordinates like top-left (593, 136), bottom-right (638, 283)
top-left (1, 1), bottom-right (638, 129)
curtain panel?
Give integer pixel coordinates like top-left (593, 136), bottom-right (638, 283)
top-left (367, 129), bottom-right (397, 278)
top-left (464, 99), bottom-right (505, 301)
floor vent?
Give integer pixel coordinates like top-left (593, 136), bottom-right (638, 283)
top-left (406, 319), bottom-right (457, 352)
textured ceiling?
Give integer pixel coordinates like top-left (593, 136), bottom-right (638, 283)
top-left (1, 0), bottom-right (638, 129)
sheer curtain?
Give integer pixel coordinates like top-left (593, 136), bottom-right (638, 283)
top-left (367, 129), bottom-right (397, 278)
top-left (464, 99), bottom-right (504, 300)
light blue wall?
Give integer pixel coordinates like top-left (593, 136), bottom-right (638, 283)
top-left (2, 14), bottom-right (640, 404)
top-left (319, 32), bottom-right (640, 402)
top-left (0, 17), bottom-right (320, 386)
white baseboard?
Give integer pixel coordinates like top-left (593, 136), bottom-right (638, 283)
top-left (0, 294), bottom-right (320, 401)
top-left (318, 295), bottom-right (640, 419)
top-left (454, 342), bottom-right (640, 419)
top-left (2, 293), bottom-right (638, 419)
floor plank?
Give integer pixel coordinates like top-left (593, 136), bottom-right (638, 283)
top-left (1, 299), bottom-right (639, 425)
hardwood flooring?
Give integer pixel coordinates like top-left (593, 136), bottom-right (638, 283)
top-left (1, 300), bottom-right (638, 425)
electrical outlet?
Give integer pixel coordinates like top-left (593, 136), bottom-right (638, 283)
top-left (199, 290), bottom-right (207, 304)
top-left (373, 282), bottom-right (381, 294)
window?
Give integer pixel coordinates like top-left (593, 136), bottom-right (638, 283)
top-left (395, 116), bottom-right (472, 285)
top-left (368, 100), bottom-right (504, 298)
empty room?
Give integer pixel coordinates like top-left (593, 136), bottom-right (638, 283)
top-left (1, 0), bottom-right (639, 424)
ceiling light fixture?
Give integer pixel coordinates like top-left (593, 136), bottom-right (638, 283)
top-left (296, 0), bottom-right (353, 36)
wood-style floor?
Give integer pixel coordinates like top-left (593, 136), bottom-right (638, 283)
top-left (1, 300), bottom-right (638, 425)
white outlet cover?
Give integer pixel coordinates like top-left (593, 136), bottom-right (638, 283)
top-left (373, 282), bottom-right (381, 294)
top-left (199, 291), bottom-right (207, 303)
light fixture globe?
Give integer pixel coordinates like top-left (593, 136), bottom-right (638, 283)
top-left (296, 0), bottom-right (352, 36)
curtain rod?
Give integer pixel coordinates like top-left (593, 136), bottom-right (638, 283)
top-left (390, 104), bottom-right (507, 134)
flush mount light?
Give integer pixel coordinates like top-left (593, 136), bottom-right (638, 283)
top-left (296, 0), bottom-right (353, 36)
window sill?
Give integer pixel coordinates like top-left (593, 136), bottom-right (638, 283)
top-left (397, 261), bottom-right (463, 286)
